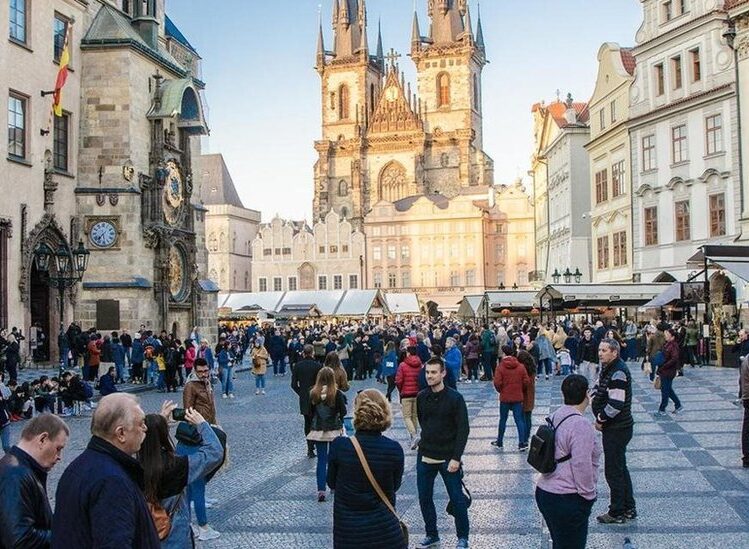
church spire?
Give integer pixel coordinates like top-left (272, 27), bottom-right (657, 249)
top-left (332, 0), bottom-right (364, 58)
top-left (463, 3), bottom-right (474, 44)
top-left (476, 2), bottom-right (485, 51)
top-left (376, 18), bottom-right (384, 71)
top-left (316, 20), bottom-right (325, 71)
top-left (428, 0), bottom-right (464, 44)
top-left (411, 11), bottom-right (422, 55)
top-left (332, 0), bottom-right (339, 26)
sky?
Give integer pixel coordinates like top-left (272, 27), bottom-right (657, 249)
top-left (167, 0), bottom-right (643, 222)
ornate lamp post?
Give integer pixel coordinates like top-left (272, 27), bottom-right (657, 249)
top-left (563, 268), bottom-right (572, 284)
top-left (552, 269), bottom-right (561, 284)
top-left (573, 267), bottom-right (583, 284)
top-left (33, 240), bottom-right (90, 377)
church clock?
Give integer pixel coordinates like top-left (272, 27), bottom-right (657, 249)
top-left (162, 160), bottom-right (184, 226)
top-left (168, 245), bottom-right (188, 301)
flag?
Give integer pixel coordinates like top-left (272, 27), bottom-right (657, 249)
top-left (52, 24), bottom-right (71, 117)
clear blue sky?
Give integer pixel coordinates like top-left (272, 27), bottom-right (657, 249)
top-left (167, 0), bottom-right (643, 221)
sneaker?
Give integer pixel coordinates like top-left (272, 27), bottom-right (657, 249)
top-left (307, 450), bottom-right (316, 459)
top-left (596, 512), bottom-right (626, 524)
top-left (518, 443), bottom-right (529, 452)
top-left (255, 389), bottom-right (260, 395)
top-left (410, 437), bottom-right (420, 450)
top-left (545, 375), bottom-right (549, 380)
top-left (221, 394), bottom-right (227, 399)
top-left (416, 536), bottom-right (441, 549)
top-left (191, 524), bottom-right (199, 537)
top-left (204, 500), bottom-right (214, 509)
top-left (261, 390), bottom-right (266, 395)
top-left (653, 411), bottom-right (667, 417)
top-left (197, 525), bottom-right (221, 541)
top-left (671, 405), bottom-right (683, 414)
top-left (624, 508), bottom-right (638, 520)
top-left (490, 440), bottom-right (503, 449)
top-left (317, 491), bottom-right (326, 502)
top-left (456, 539), bottom-right (469, 549)
top-left (229, 393), bottom-right (235, 399)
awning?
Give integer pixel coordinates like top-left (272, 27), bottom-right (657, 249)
top-left (641, 282), bottom-right (681, 308)
top-left (456, 295), bottom-right (485, 318)
top-left (536, 283), bottom-right (671, 307)
top-left (485, 291), bottom-right (537, 310)
top-left (384, 293), bottom-right (421, 314)
top-left (710, 261), bottom-right (749, 282)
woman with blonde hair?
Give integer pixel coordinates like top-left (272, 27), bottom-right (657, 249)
top-left (327, 389), bottom-right (406, 548)
top-left (308, 366), bottom-right (347, 502)
top-left (325, 351), bottom-right (350, 392)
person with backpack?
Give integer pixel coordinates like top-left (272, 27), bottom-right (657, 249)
top-left (534, 374), bottom-right (601, 549)
top-left (480, 325), bottom-right (497, 381)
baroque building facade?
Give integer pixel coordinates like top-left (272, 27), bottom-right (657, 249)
top-left (630, 0), bottom-right (739, 282)
top-left (199, 153), bottom-right (260, 292)
top-left (530, 96), bottom-right (592, 285)
top-left (1, 0), bottom-right (218, 360)
top-left (586, 43), bottom-right (636, 283)
top-left (251, 211), bottom-right (365, 294)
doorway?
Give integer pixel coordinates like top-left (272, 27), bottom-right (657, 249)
top-left (29, 263), bottom-right (51, 361)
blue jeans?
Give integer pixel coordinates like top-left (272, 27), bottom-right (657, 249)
top-left (417, 458), bottom-right (469, 540)
top-left (156, 371), bottom-right (166, 391)
top-left (658, 376), bottom-right (681, 412)
top-left (539, 358), bottom-right (553, 376)
top-left (535, 487), bottom-right (594, 549)
top-left (1, 424), bottom-right (10, 452)
top-left (115, 361), bottom-right (125, 382)
top-left (255, 373), bottom-right (266, 389)
top-left (176, 443), bottom-right (208, 526)
top-left (523, 411), bottom-right (532, 445)
top-left (481, 353), bottom-right (495, 380)
top-left (497, 401), bottom-right (525, 447)
top-left (315, 441), bottom-right (329, 491)
top-left (220, 366), bottom-right (234, 395)
top-left (272, 357), bottom-right (285, 375)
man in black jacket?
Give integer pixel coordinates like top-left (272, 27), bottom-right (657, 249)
top-left (291, 344), bottom-right (322, 458)
top-left (415, 358), bottom-right (470, 549)
top-left (592, 338), bottom-right (635, 524)
top-left (0, 414), bottom-right (69, 548)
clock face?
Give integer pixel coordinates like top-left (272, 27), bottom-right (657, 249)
top-left (90, 221), bottom-right (117, 249)
top-left (169, 246), bottom-right (187, 301)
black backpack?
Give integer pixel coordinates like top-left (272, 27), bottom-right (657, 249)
top-left (527, 413), bottom-right (579, 473)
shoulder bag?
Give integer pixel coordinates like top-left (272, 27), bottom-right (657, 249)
top-left (350, 436), bottom-right (408, 546)
top-left (148, 492), bottom-right (183, 541)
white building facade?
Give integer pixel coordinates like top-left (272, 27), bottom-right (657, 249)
top-left (630, 0), bottom-right (740, 282)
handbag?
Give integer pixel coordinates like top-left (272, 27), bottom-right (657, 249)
top-left (350, 436), bottom-right (408, 546)
top-left (148, 492), bottom-right (183, 541)
top-left (175, 422), bottom-right (202, 446)
top-left (653, 375), bottom-right (662, 390)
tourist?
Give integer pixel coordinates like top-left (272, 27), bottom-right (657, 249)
top-left (325, 351), bottom-right (350, 393)
top-left (535, 328), bottom-right (556, 380)
top-left (576, 328), bottom-right (598, 380)
top-left (381, 341), bottom-right (398, 401)
top-left (492, 346), bottom-right (530, 451)
top-left (251, 336), bottom-right (270, 395)
top-left (0, 373), bottom-right (10, 452)
top-left (463, 334), bottom-right (480, 382)
top-left (98, 366), bottom-right (118, 396)
top-left (0, 414), bottom-right (69, 548)
top-left (444, 337), bottom-right (463, 389)
top-left (183, 358), bottom-right (216, 424)
top-left (480, 325), bottom-right (497, 381)
top-left (535, 374), bottom-right (601, 549)
top-left (395, 345), bottom-right (423, 449)
top-left (291, 344), bottom-right (323, 457)
top-left (269, 329), bottom-right (287, 377)
top-left (327, 389), bottom-right (406, 549)
top-left (646, 324), bottom-right (666, 381)
top-left (130, 333), bottom-right (145, 384)
top-left (307, 366), bottom-right (347, 502)
top-left (52, 394), bottom-right (159, 548)
top-left (416, 358), bottom-right (470, 549)
top-left (111, 334), bottom-right (127, 383)
top-left (4, 331), bottom-right (20, 384)
top-left (654, 328), bottom-right (683, 416)
top-left (139, 403), bottom-right (224, 544)
top-left (517, 349), bottom-right (536, 447)
top-left (592, 338), bottom-right (636, 524)
top-left (216, 340), bottom-right (234, 399)
top-left (740, 354), bottom-right (749, 468)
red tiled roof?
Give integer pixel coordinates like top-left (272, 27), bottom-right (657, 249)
top-left (546, 100), bottom-right (590, 128)
top-left (620, 48), bottom-right (636, 76)
top-left (725, 0), bottom-right (749, 9)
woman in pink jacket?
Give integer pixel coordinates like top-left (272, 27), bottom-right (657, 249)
top-left (395, 345), bottom-right (423, 449)
top-left (184, 338), bottom-right (197, 379)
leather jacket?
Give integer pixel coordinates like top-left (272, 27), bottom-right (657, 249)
top-left (0, 446), bottom-right (52, 549)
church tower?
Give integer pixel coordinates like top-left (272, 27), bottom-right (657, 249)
top-left (411, 0), bottom-right (490, 190)
top-left (314, 0), bottom-right (384, 225)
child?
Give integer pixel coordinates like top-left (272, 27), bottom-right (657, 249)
top-left (557, 347), bottom-right (573, 376)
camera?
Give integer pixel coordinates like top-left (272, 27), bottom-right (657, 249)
top-left (172, 408), bottom-right (186, 421)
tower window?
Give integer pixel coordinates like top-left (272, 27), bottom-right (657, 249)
top-left (437, 73), bottom-right (450, 107)
top-left (338, 84), bottom-right (349, 120)
top-left (338, 180), bottom-right (348, 196)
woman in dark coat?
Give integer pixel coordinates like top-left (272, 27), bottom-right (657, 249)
top-left (327, 389), bottom-right (406, 549)
top-left (656, 328), bottom-right (683, 416)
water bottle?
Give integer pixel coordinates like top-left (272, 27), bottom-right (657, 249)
top-left (623, 537), bottom-right (636, 549)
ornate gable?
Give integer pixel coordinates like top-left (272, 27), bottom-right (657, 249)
top-left (368, 65), bottom-right (424, 135)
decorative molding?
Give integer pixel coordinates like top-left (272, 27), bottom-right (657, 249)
top-left (19, 214), bottom-right (68, 303)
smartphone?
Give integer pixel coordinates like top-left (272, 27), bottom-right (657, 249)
top-left (172, 408), bottom-right (186, 421)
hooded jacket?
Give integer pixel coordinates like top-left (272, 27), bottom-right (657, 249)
top-left (493, 356), bottom-right (530, 403)
top-left (395, 355), bottom-right (422, 399)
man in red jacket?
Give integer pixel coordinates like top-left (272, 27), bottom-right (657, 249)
top-left (396, 346), bottom-right (423, 449)
top-left (492, 347), bottom-right (530, 451)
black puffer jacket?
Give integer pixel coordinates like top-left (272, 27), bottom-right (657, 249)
top-left (0, 446), bottom-right (53, 548)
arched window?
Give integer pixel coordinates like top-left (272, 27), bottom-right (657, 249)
top-left (370, 83), bottom-right (375, 114)
top-left (437, 73), bottom-right (450, 107)
top-left (338, 84), bottom-right (349, 120)
top-left (378, 161), bottom-right (408, 202)
top-left (473, 74), bottom-right (479, 110)
top-left (341, 206), bottom-right (349, 219)
top-left (338, 180), bottom-right (348, 196)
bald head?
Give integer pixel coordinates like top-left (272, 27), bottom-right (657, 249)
top-left (91, 393), bottom-right (146, 455)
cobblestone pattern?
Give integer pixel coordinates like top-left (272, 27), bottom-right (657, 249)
top-left (5, 362), bottom-right (748, 548)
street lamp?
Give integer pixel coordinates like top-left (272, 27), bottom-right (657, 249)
top-left (563, 268), bottom-right (572, 284)
top-left (498, 282), bottom-right (505, 290)
top-left (33, 239), bottom-right (90, 378)
top-left (573, 267), bottom-right (583, 284)
top-left (552, 268), bottom-right (561, 284)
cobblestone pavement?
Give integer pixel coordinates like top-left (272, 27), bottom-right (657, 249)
top-left (5, 362), bottom-right (748, 548)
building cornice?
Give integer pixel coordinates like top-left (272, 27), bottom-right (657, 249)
top-left (628, 83), bottom-right (734, 129)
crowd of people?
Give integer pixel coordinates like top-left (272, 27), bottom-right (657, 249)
top-left (0, 313), bottom-right (746, 549)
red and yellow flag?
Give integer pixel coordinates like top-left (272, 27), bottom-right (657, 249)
top-left (52, 24), bottom-right (71, 117)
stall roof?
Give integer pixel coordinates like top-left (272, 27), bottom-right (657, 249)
top-left (275, 304), bottom-right (322, 320)
top-left (384, 293), bottom-right (421, 314)
top-left (688, 245), bottom-right (749, 282)
top-left (537, 283), bottom-right (671, 306)
top-left (485, 291), bottom-right (537, 309)
top-left (334, 290), bottom-right (389, 317)
top-left (222, 292), bottom-right (285, 313)
top-left (641, 282), bottom-right (682, 309)
top-left (457, 295), bottom-right (485, 318)
top-left (278, 290), bottom-right (345, 316)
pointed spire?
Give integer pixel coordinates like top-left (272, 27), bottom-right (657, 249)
top-left (376, 18), bottom-right (384, 70)
top-left (316, 20), bottom-right (325, 67)
top-left (332, 0), bottom-right (339, 27)
top-left (411, 11), bottom-right (421, 45)
top-left (463, 3), bottom-right (474, 43)
top-left (340, 0), bottom-right (349, 27)
top-left (476, 2), bottom-right (485, 50)
top-left (360, 18), bottom-right (369, 56)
